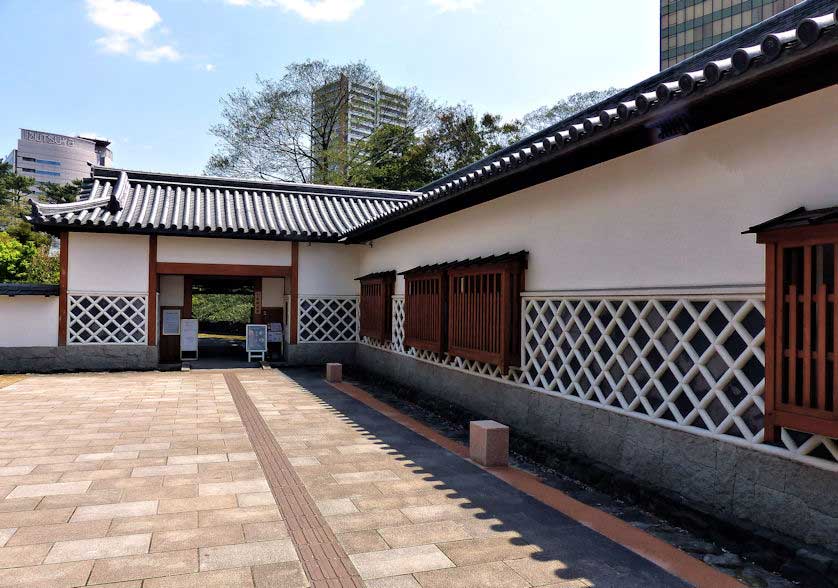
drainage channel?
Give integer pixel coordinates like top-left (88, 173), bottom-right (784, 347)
top-left (224, 372), bottom-right (363, 588)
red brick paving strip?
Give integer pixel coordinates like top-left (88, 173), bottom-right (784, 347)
top-left (224, 372), bottom-right (363, 588)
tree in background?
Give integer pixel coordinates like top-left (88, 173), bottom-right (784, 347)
top-left (41, 180), bottom-right (83, 204)
top-left (348, 125), bottom-right (436, 191)
top-left (0, 232), bottom-right (37, 282)
top-left (521, 88), bottom-right (619, 135)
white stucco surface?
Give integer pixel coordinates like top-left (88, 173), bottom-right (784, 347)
top-left (157, 237), bottom-right (291, 266)
top-left (299, 243), bottom-right (362, 296)
top-left (68, 233), bottom-right (149, 293)
top-left (359, 86), bottom-right (838, 294)
top-left (0, 297), bottom-right (58, 347)
top-left (159, 275), bottom-right (184, 307)
top-left (263, 278), bottom-right (286, 307)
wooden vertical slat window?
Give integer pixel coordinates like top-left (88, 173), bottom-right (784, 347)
top-left (359, 272), bottom-right (395, 343)
top-left (765, 237), bottom-right (838, 440)
top-left (404, 272), bottom-right (447, 353)
top-left (447, 259), bottom-right (525, 374)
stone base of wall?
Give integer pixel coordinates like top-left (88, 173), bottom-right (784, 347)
top-left (355, 344), bottom-right (838, 554)
top-left (286, 343), bottom-right (356, 367)
top-left (0, 345), bottom-right (159, 373)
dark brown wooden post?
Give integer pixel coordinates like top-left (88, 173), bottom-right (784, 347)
top-left (290, 242), bottom-right (299, 344)
top-left (147, 235), bottom-right (157, 346)
top-left (182, 276), bottom-right (192, 319)
top-left (58, 231), bottom-right (68, 346)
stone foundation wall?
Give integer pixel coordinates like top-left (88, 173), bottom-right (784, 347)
top-left (0, 345), bottom-right (159, 373)
top-left (286, 342), bottom-right (356, 367)
top-left (355, 344), bottom-right (838, 554)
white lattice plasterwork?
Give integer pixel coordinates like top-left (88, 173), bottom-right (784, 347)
top-left (67, 293), bottom-right (147, 345)
top-left (362, 292), bottom-right (838, 470)
top-left (298, 296), bottom-right (358, 343)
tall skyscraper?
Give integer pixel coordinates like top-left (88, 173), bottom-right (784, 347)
top-left (660, 0), bottom-right (805, 70)
top-left (4, 129), bottom-right (112, 186)
top-left (311, 74), bottom-right (409, 182)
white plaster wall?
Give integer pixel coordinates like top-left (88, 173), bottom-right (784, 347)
top-left (263, 278), bottom-right (285, 307)
top-left (68, 233), bottom-right (149, 293)
top-left (157, 237), bottom-right (291, 266)
top-left (359, 86), bottom-right (838, 294)
top-left (159, 275), bottom-right (184, 306)
top-left (299, 243), bottom-right (362, 296)
top-left (0, 297), bottom-right (58, 347)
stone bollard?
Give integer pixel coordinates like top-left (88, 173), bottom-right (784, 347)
top-left (326, 363), bottom-right (343, 383)
top-left (469, 420), bottom-right (509, 467)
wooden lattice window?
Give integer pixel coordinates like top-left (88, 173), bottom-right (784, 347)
top-left (757, 219), bottom-right (838, 441)
top-left (358, 271), bottom-right (395, 343)
top-left (448, 258), bottom-right (526, 374)
top-left (404, 271), bottom-right (447, 353)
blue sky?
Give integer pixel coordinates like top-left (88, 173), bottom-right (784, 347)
top-left (0, 0), bottom-right (659, 175)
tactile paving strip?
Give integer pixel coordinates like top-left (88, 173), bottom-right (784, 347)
top-left (224, 372), bottom-right (363, 588)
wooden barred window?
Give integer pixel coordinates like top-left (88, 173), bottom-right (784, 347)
top-left (403, 271), bottom-right (447, 353)
top-left (357, 271), bottom-right (396, 343)
top-left (448, 256), bottom-right (526, 374)
top-left (751, 208), bottom-right (838, 440)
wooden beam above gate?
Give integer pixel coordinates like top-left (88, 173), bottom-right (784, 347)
top-left (156, 263), bottom-right (291, 278)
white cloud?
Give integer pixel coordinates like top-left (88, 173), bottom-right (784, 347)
top-left (86, 0), bottom-right (180, 62)
top-left (428, 0), bottom-right (482, 11)
top-left (225, 0), bottom-right (364, 22)
top-left (203, 63), bottom-right (217, 72)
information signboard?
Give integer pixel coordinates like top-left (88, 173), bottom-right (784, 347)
top-left (161, 309), bottom-right (181, 336)
top-left (246, 324), bottom-right (268, 362)
top-left (180, 319), bottom-right (199, 360)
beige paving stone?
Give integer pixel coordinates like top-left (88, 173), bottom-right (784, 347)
top-left (0, 507), bottom-right (73, 528)
top-left (0, 542), bottom-right (51, 568)
top-left (150, 525), bottom-right (244, 552)
top-left (143, 567), bottom-right (255, 588)
top-left (38, 489), bottom-right (124, 510)
top-left (353, 496), bottom-right (432, 512)
top-left (71, 500), bottom-right (158, 522)
top-left (88, 549), bottom-right (199, 584)
top-left (60, 468), bottom-right (130, 482)
top-left (336, 530), bottom-right (389, 555)
top-left (199, 539), bottom-right (297, 571)
top-left (337, 443), bottom-right (388, 455)
top-left (0, 529), bottom-right (13, 548)
top-left (349, 544), bottom-right (455, 580)
top-left (8, 454), bottom-right (78, 466)
top-left (197, 480), bottom-right (269, 496)
top-left (327, 509), bottom-right (410, 533)
top-left (237, 492), bottom-right (275, 507)
top-left (400, 504), bottom-right (484, 524)
top-left (132, 464), bottom-right (199, 478)
top-left (251, 561), bottom-right (309, 587)
top-left (365, 575), bottom-right (422, 588)
top-left (158, 495), bottom-right (238, 514)
top-left (0, 466), bottom-right (35, 477)
top-left (227, 452), bottom-right (257, 462)
top-left (242, 521), bottom-right (288, 542)
top-left (378, 520), bottom-right (471, 549)
top-left (316, 498), bottom-right (359, 516)
top-left (437, 537), bottom-right (540, 566)
top-left (91, 476), bottom-right (163, 491)
top-left (0, 497), bottom-right (40, 513)
top-left (0, 560), bottom-right (92, 587)
top-left (308, 481), bottom-right (383, 500)
top-left (168, 454), bottom-right (228, 465)
top-left (414, 561), bottom-right (530, 588)
top-left (108, 512), bottom-right (198, 535)
top-left (332, 470), bottom-right (400, 484)
top-left (122, 484), bottom-right (198, 502)
top-left (503, 557), bottom-right (581, 586)
top-left (44, 532), bottom-right (151, 563)
top-left (6, 480), bottom-right (92, 499)
top-left (287, 456), bottom-right (320, 466)
top-left (198, 506), bottom-right (281, 527)
top-left (6, 519), bottom-right (111, 546)
top-left (114, 443), bottom-right (171, 452)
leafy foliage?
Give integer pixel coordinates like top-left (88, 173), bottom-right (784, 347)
top-left (192, 293), bottom-right (253, 324)
top-left (0, 232), bottom-right (37, 282)
top-left (41, 180), bottom-right (84, 204)
top-left (521, 88), bottom-right (619, 135)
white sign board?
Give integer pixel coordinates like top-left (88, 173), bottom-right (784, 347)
top-left (267, 322), bottom-right (283, 343)
top-left (246, 324), bottom-right (268, 352)
top-left (180, 319), bottom-right (199, 353)
top-left (161, 309), bottom-right (181, 336)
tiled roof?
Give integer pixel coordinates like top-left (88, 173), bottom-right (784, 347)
top-left (0, 284), bottom-right (60, 296)
top-left (355, 270), bottom-right (396, 281)
top-left (29, 168), bottom-right (416, 241)
top-left (346, 1), bottom-right (838, 240)
top-left (746, 206), bottom-right (838, 233)
top-left (400, 251), bottom-right (528, 275)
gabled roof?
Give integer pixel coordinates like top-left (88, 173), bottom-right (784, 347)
top-left (345, 1), bottom-right (838, 241)
top-left (29, 168), bottom-right (417, 242)
top-left (400, 251), bottom-right (528, 275)
top-left (745, 206), bottom-right (838, 233)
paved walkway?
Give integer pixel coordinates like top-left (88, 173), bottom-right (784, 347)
top-left (0, 368), bottom-right (727, 587)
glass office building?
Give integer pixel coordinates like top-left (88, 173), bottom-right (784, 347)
top-left (660, 0), bottom-right (804, 70)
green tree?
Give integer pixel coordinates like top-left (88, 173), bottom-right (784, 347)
top-left (348, 125), bottom-right (436, 191)
top-left (521, 88), bottom-right (619, 135)
top-left (0, 232), bottom-right (36, 282)
top-left (22, 245), bottom-right (59, 284)
top-left (40, 180), bottom-right (82, 204)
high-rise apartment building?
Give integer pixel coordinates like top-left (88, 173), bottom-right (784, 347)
top-left (4, 129), bottom-right (112, 186)
top-left (660, 0), bottom-right (805, 70)
top-left (311, 74), bottom-right (409, 181)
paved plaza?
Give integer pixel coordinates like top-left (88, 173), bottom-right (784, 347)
top-left (0, 368), bottom-right (735, 587)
